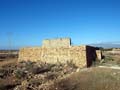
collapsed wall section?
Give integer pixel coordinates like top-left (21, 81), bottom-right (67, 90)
top-left (19, 46), bottom-right (87, 68)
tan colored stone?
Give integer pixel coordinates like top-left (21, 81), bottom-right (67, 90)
top-left (18, 38), bottom-right (102, 68)
top-left (42, 38), bottom-right (71, 48)
top-left (96, 50), bottom-right (102, 60)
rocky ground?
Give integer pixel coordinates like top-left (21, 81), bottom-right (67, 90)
top-left (0, 59), bottom-right (78, 90)
top-left (0, 52), bottom-right (120, 90)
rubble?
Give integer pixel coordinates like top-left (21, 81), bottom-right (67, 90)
top-left (13, 61), bottom-right (78, 90)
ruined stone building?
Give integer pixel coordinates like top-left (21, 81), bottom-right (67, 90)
top-left (19, 38), bottom-right (102, 68)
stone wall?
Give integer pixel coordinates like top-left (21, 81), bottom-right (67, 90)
top-left (19, 38), bottom-right (102, 68)
top-left (19, 46), bottom-right (87, 68)
top-left (42, 38), bottom-right (71, 48)
top-left (96, 50), bottom-right (102, 60)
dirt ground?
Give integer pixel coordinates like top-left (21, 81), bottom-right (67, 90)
top-left (0, 57), bottom-right (18, 89)
top-left (0, 58), bottom-right (17, 67)
top-left (0, 52), bottom-right (120, 90)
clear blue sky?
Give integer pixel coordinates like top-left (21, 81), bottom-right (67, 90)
top-left (0, 0), bottom-right (120, 49)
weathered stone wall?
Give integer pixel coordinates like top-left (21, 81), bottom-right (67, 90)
top-left (19, 38), bottom-right (102, 68)
top-left (19, 46), bottom-right (87, 68)
top-left (96, 50), bottom-right (102, 60)
top-left (42, 38), bottom-right (71, 48)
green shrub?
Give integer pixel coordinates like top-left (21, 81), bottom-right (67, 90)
top-left (13, 69), bottom-right (26, 79)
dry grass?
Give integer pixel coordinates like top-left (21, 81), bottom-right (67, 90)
top-left (99, 52), bottom-right (120, 66)
top-left (51, 67), bottom-right (120, 90)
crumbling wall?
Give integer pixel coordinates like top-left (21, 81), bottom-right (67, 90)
top-left (42, 38), bottom-right (71, 48)
top-left (19, 46), bottom-right (87, 68)
top-left (96, 50), bottom-right (102, 60)
top-left (19, 38), bottom-right (102, 68)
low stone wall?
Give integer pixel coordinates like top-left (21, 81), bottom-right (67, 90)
top-left (19, 45), bottom-right (102, 68)
top-left (19, 46), bottom-right (87, 68)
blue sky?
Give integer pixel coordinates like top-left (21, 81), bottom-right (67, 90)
top-left (0, 0), bottom-right (120, 49)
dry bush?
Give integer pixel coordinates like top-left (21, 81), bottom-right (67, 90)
top-left (0, 68), bottom-right (13, 78)
top-left (13, 69), bottom-right (26, 79)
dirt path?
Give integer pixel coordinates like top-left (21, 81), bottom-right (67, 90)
top-left (98, 65), bottom-right (120, 70)
top-left (0, 58), bottom-right (17, 67)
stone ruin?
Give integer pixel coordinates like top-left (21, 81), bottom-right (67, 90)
top-left (19, 38), bottom-right (102, 68)
top-left (42, 38), bottom-right (71, 48)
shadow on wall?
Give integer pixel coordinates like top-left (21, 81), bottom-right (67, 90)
top-left (86, 46), bottom-right (99, 67)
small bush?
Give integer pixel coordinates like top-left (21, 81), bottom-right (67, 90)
top-left (66, 60), bottom-right (78, 68)
top-left (0, 68), bottom-right (8, 78)
top-left (13, 69), bottom-right (26, 79)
